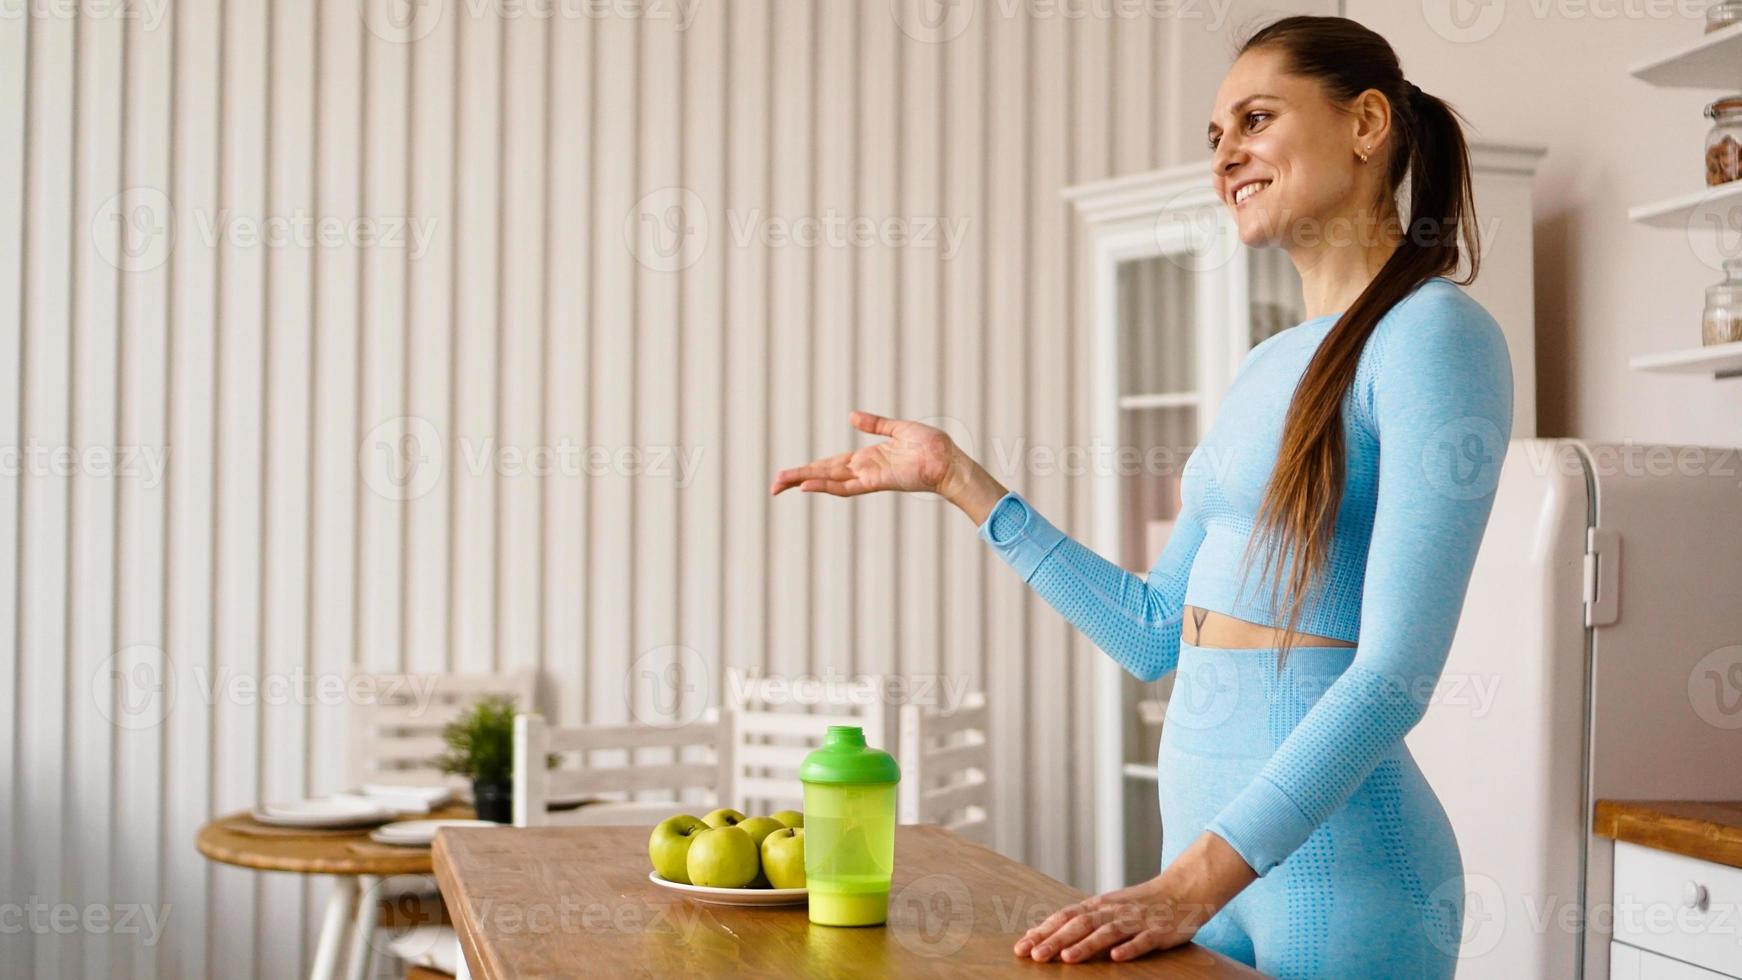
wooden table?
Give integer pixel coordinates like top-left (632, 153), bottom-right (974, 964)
top-left (433, 824), bottom-right (1265, 978)
top-left (198, 807), bottom-right (472, 980)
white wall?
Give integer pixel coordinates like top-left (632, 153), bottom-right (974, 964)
top-left (1344, 1), bottom-right (1742, 447)
top-left (1, 1), bottom-right (1334, 977)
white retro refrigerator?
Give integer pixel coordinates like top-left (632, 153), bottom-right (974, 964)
top-left (1407, 439), bottom-right (1742, 979)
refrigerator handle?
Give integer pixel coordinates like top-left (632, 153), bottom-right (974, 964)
top-left (1584, 527), bottom-right (1621, 627)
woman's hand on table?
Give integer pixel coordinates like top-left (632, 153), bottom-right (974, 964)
top-left (1013, 831), bottom-right (1256, 964)
top-left (1011, 876), bottom-right (1205, 964)
top-left (769, 409), bottom-right (1008, 524)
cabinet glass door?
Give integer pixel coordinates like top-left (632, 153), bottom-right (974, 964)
top-left (1113, 254), bottom-right (1198, 885)
top-left (1109, 245), bottom-right (1304, 885)
top-left (1115, 255), bottom-right (1198, 577)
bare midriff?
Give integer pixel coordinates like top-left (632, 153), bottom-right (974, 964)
top-left (1182, 604), bottom-right (1357, 649)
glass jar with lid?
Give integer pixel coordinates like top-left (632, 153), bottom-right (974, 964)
top-left (1705, 97), bottom-right (1742, 186)
top-left (1709, 0), bottom-right (1742, 32)
top-left (1703, 258), bottom-right (1742, 346)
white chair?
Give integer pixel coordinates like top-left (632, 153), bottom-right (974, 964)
top-left (898, 691), bottom-right (992, 844)
top-left (347, 668), bottom-right (537, 790)
top-left (343, 669), bottom-right (534, 980)
top-left (513, 711), bottom-right (734, 827)
top-left (726, 676), bottom-right (890, 814)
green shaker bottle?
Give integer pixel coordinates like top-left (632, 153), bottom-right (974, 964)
top-left (799, 725), bottom-right (901, 926)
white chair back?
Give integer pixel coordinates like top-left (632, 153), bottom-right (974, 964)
top-left (513, 711), bottom-right (733, 827)
top-left (347, 668), bottom-right (537, 789)
top-left (897, 691), bottom-right (992, 844)
top-left (726, 675), bottom-right (890, 815)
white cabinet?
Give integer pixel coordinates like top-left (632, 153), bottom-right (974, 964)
top-left (1062, 142), bottom-right (1546, 893)
top-left (1608, 841), bottom-right (1742, 979)
top-left (1611, 942), bottom-right (1734, 980)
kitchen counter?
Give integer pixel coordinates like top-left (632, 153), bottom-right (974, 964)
top-left (1593, 799), bottom-right (1742, 869)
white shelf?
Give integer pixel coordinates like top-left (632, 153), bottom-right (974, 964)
top-left (1629, 21), bottom-right (1742, 90)
top-left (1121, 764), bottom-right (1159, 782)
top-left (1117, 392), bottom-right (1199, 410)
top-left (1629, 340), bottom-right (1742, 379)
top-left (1627, 181), bottom-right (1742, 228)
top-left (1628, 28), bottom-right (1742, 383)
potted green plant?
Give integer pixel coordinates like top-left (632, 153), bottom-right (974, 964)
top-left (438, 694), bottom-right (521, 823)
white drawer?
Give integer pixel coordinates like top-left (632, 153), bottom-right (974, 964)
top-left (1612, 841), bottom-right (1742, 976)
top-left (1611, 941), bottom-right (1735, 979)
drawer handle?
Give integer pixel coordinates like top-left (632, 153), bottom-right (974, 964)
top-left (1682, 880), bottom-right (1710, 912)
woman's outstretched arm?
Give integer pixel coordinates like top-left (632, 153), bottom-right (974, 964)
top-left (973, 487), bottom-right (1203, 683)
top-left (772, 410), bottom-right (1204, 683)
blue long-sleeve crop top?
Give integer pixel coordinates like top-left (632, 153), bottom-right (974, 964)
top-left (978, 275), bottom-right (1514, 877)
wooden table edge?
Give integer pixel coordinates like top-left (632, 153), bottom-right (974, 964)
top-left (433, 828), bottom-right (501, 980)
top-left (195, 810), bottom-right (441, 876)
top-left (1593, 799), bottom-right (1742, 870)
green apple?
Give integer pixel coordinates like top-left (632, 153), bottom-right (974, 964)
top-left (686, 826), bottom-right (760, 888)
top-left (736, 816), bottom-right (785, 888)
top-left (648, 814), bottom-right (709, 884)
top-left (769, 809), bottom-right (803, 829)
top-left (737, 815), bottom-right (784, 849)
top-left (701, 807), bottom-right (747, 829)
top-left (761, 827), bottom-right (805, 889)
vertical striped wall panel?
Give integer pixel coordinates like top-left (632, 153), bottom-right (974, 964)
top-left (0, 2), bottom-right (20, 961)
top-left (20, 7), bottom-right (75, 979)
top-left (0, 15), bottom-right (21, 980)
top-left (1, 1), bottom-right (1331, 975)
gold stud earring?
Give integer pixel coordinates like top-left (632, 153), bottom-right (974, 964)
top-left (1357, 145), bottom-right (1371, 164)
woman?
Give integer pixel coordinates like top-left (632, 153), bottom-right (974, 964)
top-left (771, 15), bottom-right (1511, 978)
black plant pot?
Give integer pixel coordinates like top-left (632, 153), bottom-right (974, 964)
top-left (473, 779), bottom-right (512, 823)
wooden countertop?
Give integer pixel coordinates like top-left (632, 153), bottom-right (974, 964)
top-left (433, 824), bottom-right (1266, 978)
top-left (1593, 800), bottom-right (1742, 869)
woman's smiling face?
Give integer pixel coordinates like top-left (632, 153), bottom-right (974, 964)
top-left (1208, 47), bottom-right (1381, 251)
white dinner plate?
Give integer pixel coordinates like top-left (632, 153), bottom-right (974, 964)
top-left (646, 871), bottom-right (807, 907)
top-left (251, 797), bottom-right (395, 828)
top-left (369, 819), bottom-right (500, 846)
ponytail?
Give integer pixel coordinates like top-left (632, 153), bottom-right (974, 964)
top-left (1229, 16), bottom-right (1481, 669)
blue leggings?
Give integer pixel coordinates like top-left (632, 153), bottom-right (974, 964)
top-left (1158, 642), bottom-right (1466, 979)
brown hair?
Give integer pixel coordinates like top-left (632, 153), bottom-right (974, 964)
top-left (1229, 16), bottom-right (1481, 669)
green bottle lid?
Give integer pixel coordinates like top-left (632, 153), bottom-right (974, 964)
top-left (799, 725), bottom-right (901, 785)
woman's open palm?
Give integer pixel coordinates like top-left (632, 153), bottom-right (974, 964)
top-left (769, 410), bottom-right (957, 498)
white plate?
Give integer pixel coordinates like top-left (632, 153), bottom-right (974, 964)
top-left (369, 819), bottom-right (500, 846)
top-left (359, 783), bottom-right (453, 807)
top-left (646, 871), bottom-right (807, 907)
top-left (251, 797), bottom-right (395, 828)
